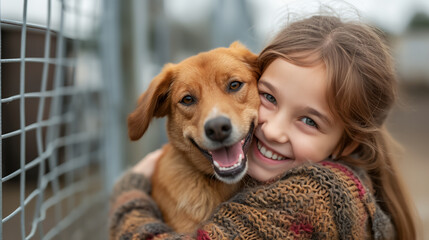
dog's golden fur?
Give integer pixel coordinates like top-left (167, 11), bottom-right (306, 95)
top-left (128, 42), bottom-right (260, 233)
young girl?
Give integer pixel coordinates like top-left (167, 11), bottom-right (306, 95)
top-left (109, 15), bottom-right (416, 239)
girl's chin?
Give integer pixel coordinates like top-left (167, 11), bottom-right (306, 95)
top-left (247, 168), bottom-right (276, 182)
top-left (247, 160), bottom-right (293, 182)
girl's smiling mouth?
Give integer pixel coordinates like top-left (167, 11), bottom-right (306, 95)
top-left (255, 138), bottom-right (293, 162)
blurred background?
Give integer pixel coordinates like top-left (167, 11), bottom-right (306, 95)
top-left (1, 0), bottom-right (428, 239)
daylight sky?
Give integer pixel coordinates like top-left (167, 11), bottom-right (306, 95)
top-left (165, 0), bottom-right (429, 36)
top-left (2, 0), bottom-right (429, 37)
top-left (252, 0), bottom-right (429, 34)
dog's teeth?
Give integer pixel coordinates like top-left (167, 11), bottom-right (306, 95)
top-left (213, 161), bottom-right (220, 168)
top-left (233, 158), bottom-right (241, 169)
top-left (215, 154), bottom-right (243, 171)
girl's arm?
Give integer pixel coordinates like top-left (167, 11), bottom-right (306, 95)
top-left (109, 167), bottom-right (323, 240)
top-left (109, 162), bottom-right (393, 240)
top-left (109, 149), bottom-right (178, 239)
top-left (109, 171), bottom-right (181, 239)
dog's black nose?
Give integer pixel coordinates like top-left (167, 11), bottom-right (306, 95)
top-left (205, 117), bottom-right (232, 142)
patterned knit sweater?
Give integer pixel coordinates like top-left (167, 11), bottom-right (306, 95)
top-left (109, 161), bottom-right (394, 240)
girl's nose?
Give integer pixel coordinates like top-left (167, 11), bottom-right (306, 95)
top-left (261, 117), bottom-right (289, 144)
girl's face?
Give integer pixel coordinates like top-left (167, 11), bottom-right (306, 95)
top-left (247, 58), bottom-right (344, 182)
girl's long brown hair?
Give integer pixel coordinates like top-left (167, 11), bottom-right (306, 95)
top-left (258, 15), bottom-right (416, 239)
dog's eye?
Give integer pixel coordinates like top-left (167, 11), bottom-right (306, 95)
top-left (228, 81), bottom-right (243, 92)
top-left (180, 95), bottom-right (195, 106)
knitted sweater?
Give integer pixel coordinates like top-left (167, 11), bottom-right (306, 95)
top-left (109, 161), bottom-right (394, 240)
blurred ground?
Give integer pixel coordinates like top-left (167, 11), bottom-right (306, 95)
top-left (387, 83), bottom-right (429, 239)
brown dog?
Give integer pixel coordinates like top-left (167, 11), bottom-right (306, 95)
top-left (127, 42), bottom-right (260, 233)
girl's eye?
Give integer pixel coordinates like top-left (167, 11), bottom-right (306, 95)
top-left (263, 93), bottom-right (277, 104)
top-left (228, 81), bottom-right (243, 92)
top-left (301, 117), bottom-right (318, 128)
top-left (180, 95), bottom-right (196, 106)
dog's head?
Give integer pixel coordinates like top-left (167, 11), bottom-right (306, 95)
top-left (128, 41), bottom-right (260, 184)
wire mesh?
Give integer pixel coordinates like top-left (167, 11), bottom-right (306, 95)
top-left (1, 0), bottom-right (116, 239)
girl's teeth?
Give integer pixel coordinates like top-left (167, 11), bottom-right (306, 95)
top-left (265, 150), bottom-right (273, 158)
top-left (260, 146), bottom-right (267, 155)
top-left (257, 140), bottom-right (287, 160)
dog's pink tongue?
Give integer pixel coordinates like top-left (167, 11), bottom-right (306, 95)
top-left (211, 142), bottom-right (243, 167)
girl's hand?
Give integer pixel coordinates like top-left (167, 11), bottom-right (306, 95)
top-left (132, 148), bottom-right (163, 178)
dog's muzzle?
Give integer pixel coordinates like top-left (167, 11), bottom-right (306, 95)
top-left (190, 122), bottom-right (254, 184)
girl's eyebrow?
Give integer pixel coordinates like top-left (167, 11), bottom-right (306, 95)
top-left (258, 79), bottom-right (277, 95)
top-left (305, 107), bottom-right (333, 127)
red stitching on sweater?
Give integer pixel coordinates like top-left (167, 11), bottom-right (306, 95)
top-left (197, 229), bottom-right (211, 240)
top-left (321, 161), bottom-right (365, 199)
top-left (290, 222), bottom-right (314, 234)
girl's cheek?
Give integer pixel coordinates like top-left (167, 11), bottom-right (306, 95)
top-left (294, 138), bottom-right (328, 163)
top-left (258, 105), bottom-right (271, 123)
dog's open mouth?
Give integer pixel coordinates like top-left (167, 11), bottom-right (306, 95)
top-left (190, 122), bottom-right (254, 181)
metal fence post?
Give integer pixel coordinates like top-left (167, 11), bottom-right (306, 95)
top-left (100, 0), bottom-right (124, 190)
top-left (0, 1), bottom-right (3, 238)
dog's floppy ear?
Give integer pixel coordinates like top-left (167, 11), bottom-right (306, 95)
top-left (128, 63), bottom-right (175, 141)
top-left (229, 41), bottom-right (259, 76)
